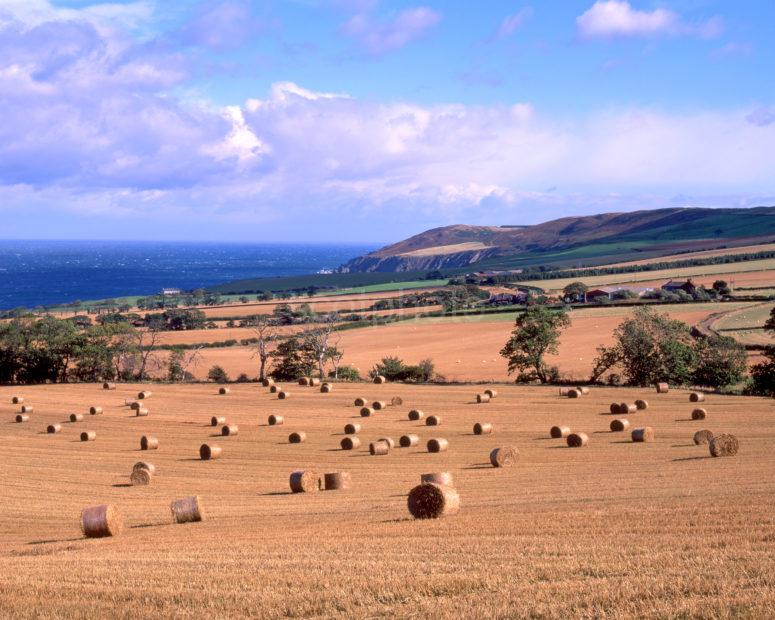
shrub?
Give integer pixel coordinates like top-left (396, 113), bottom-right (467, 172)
top-left (331, 365), bottom-right (360, 381)
top-left (207, 365), bottom-right (229, 384)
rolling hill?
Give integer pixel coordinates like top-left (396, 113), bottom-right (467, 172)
top-left (341, 207), bottom-right (775, 273)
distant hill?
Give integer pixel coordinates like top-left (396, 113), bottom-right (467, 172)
top-left (341, 207), bottom-right (775, 273)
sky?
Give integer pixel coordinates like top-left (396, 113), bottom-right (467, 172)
top-left (1, 0), bottom-right (774, 243)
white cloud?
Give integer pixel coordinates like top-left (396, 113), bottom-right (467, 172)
top-left (577, 1), bottom-right (722, 40)
top-left (494, 7), bottom-right (533, 40)
top-left (341, 6), bottom-right (441, 55)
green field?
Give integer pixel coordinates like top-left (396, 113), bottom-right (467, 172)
top-left (318, 279), bottom-right (448, 296)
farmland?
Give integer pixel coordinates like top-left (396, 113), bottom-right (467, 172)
top-left (1, 382), bottom-right (773, 618)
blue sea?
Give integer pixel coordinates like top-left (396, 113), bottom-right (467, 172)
top-left (0, 240), bottom-right (377, 310)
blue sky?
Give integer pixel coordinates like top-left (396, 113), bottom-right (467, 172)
top-left (1, 0), bottom-right (774, 242)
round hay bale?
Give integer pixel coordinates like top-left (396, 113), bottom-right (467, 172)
top-left (421, 472), bottom-right (454, 486)
top-left (490, 446), bottom-right (518, 467)
top-left (298, 377), bottom-right (310, 386)
top-left (135, 407), bottom-right (149, 417)
top-left (20, 405), bottom-right (33, 414)
top-left (211, 415), bottom-right (226, 426)
top-left (137, 391), bottom-right (152, 399)
top-left (341, 436), bottom-right (361, 450)
top-left (635, 399), bottom-right (649, 410)
top-left (320, 384), bottom-right (332, 393)
top-left (693, 429), bottom-right (714, 445)
top-left (130, 402), bottom-right (141, 410)
top-left (476, 393), bottom-right (490, 403)
top-left (354, 397), bottom-right (367, 407)
top-left (199, 444), bottom-right (222, 460)
top-left (408, 409), bottom-right (424, 421)
top-left (133, 461), bottom-right (155, 474)
top-left (268, 415), bottom-right (283, 426)
top-left (47, 424), bottom-right (61, 434)
top-left (69, 413), bottom-right (83, 423)
top-left (278, 390), bottom-right (290, 400)
top-left (80, 431), bottom-right (96, 442)
top-left (269, 385), bottom-right (279, 393)
top-left (620, 403), bottom-right (637, 415)
top-left (218, 387), bottom-right (230, 395)
top-left (130, 467), bottom-right (152, 486)
top-left (170, 496), bottom-right (205, 524)
top-left (102, 382), bottom-right (116, 390)
top-left (378, 437), bottom-right (395, 449)
top-left (360, 407), bottom-right (374, 417)
top-left (324, 472), bottom-right (352, 491)
top-left (372, 401), bottom-right (386, 411)
top-left (631, 427), bottom-right (654, 443)
top-left (373, 375), bottom-right (386, 384)
top-left (427, 438), bottom-right (448, 453)
top-left (407, 483), bottom-right (460, 519)
top-left (11, 396), bottom-right (24, 404)
top-left (691, 408), bottom-right (707, 420)
top-left (344, 423), bottom-right (361, 434)
top-left (369, 440), bottom-right (390, 455)
top-left (567, 389), bottom-right (581, 399)
top-left (81, 504), bottom-right (123, 538)
top-left (690, 392), bottom-right (705, 403)
top-left (289, 471), bottom-right (321, 493)
top-left (567, 432), bottom-right (589, 447)
top-left (221, 424), bottom-right (239, 437)
top-left (709, 433), bottom-right (738, 457)
top-left (610, 419), bottom-right (630, 432)
top-left (550, 425), bottom-right (570, 439)
top-left (399, 434), bottom-right (419, 447)
top-left (391, 396), bottom-right (403, 406)
top-left (125, 399), bottom-right (138, 407)
top-left (15, 414), bottom-right (29, 423)
top-left (656, 382), bottom-right (669, 393)
top-left (558, 387), bottom-right (570, 397)
top-left (262, 378), bottom-right (274, 387)
top-left (609, 403), bottom-right (621, 415)
top-left (140, 435), bottom-right (158, 450)
top-left (484, 389), bottom-right (498, 399)
top-left (288, 431), bottom-right (306, 444)
top-left (426, 415), bottom-right (441, 426)
top-left (309, 378), bottom-right (321, 387)
top-left (473, 422), bottom-right (493, 435)
top-left (577, 386), bottom-right (590, 395)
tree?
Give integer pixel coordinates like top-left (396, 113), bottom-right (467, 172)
top-left (592, 306), bottom-right (697, 386)
top-left (168, 346), bottom-right (202, 382)
top-left (748, 307), bottom-right (775, 395)
top-left (693, 336), bottom-right (748, 388)
top-left (269, 337), bottom-right (316, 381)
top-left (207, 365), bottom-right (229, 383)
top-left (500, 306), bottom-right (570, 383)
top-left (250, 316), bottom-right (276, 381)
top-left (563, 282), bottom-right (588, 303)
top-left (304, 317), bottom-right (338, 379)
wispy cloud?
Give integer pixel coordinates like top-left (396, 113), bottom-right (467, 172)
top-left (577, 1), bottom-right (722, 40)
top-left (492, 7), bottom-right (533, 41)
top-left (177, 1), bottom-right (266, 51)
top-left (341, 6), bottom-right (441, 55)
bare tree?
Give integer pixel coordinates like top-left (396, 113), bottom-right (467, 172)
top-left (305, 315), bottom-right (338, 379)
top-left (136, 325), bottom-right (163, 380)
top-left (328, 334), bottom-right (344, 380)
top-left (250, 316), bottom-right (277, 381)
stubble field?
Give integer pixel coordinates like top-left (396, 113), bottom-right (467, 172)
top-left (1, 382), bottom-right (773, 618)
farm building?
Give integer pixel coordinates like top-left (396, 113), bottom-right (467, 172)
top-left (484, 292), bottom-right (528, 306)
top-left (585, 286), bottom-right (655, 302)
top-left (662, 279), bottom-right (696, 294)
top-left (161, 288), bottom-right (182, 296)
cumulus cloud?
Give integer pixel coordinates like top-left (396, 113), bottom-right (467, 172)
top-left (577, 1), bottom-right (722, 40)
top-left (341, 6), bottom-right (441, 55)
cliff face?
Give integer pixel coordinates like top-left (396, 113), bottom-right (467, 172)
top-left (342, 246), bottom-right (500, 272)
top-left (340, 207), bottom-right (775, 273)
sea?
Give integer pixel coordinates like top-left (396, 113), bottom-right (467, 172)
top-left (0, 240), bottom-right (377, 310)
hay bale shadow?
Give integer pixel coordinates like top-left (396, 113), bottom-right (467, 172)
top-left (130, 522), bottom-right (167, 529)
top-left (27, 537), bottom-right (83, 546)
top-left (381, 517), bottom-right (414, 524)
top-left (674, 418), bottom-right (695, 422)
top-left (112, 483), bottom-right (132, 488)
top-left (671, 443), bottom-right (696, 448)
top-left (672, 455), bottom-right (711, 462)
top-left (260, 491), bottom-right (294, 496)
top-left (462, 463), bottom-right (492, 469)
top-left (533, 437), bottom-right (554, 441)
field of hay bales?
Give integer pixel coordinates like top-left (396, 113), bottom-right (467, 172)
top-left (1, 382), bottom-right (773, 617)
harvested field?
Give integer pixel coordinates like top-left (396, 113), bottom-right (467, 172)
top-left (592, 242), bottom-right (775, 269)
top-left (0, 382), bottom-right (773, 617)
top-left (182, 303), bottom-right (760, 382)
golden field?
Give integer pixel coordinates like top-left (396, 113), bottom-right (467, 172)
top-left (1, 382), bottom-right (773, 618)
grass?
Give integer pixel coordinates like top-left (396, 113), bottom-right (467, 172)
top-left (1, 382), bottom-right (773, 617)
top-left (317, 279), bottom-right (448, 296)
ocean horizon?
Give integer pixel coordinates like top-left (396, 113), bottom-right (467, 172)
top-left (0, 240), bottom-right (378, 310)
